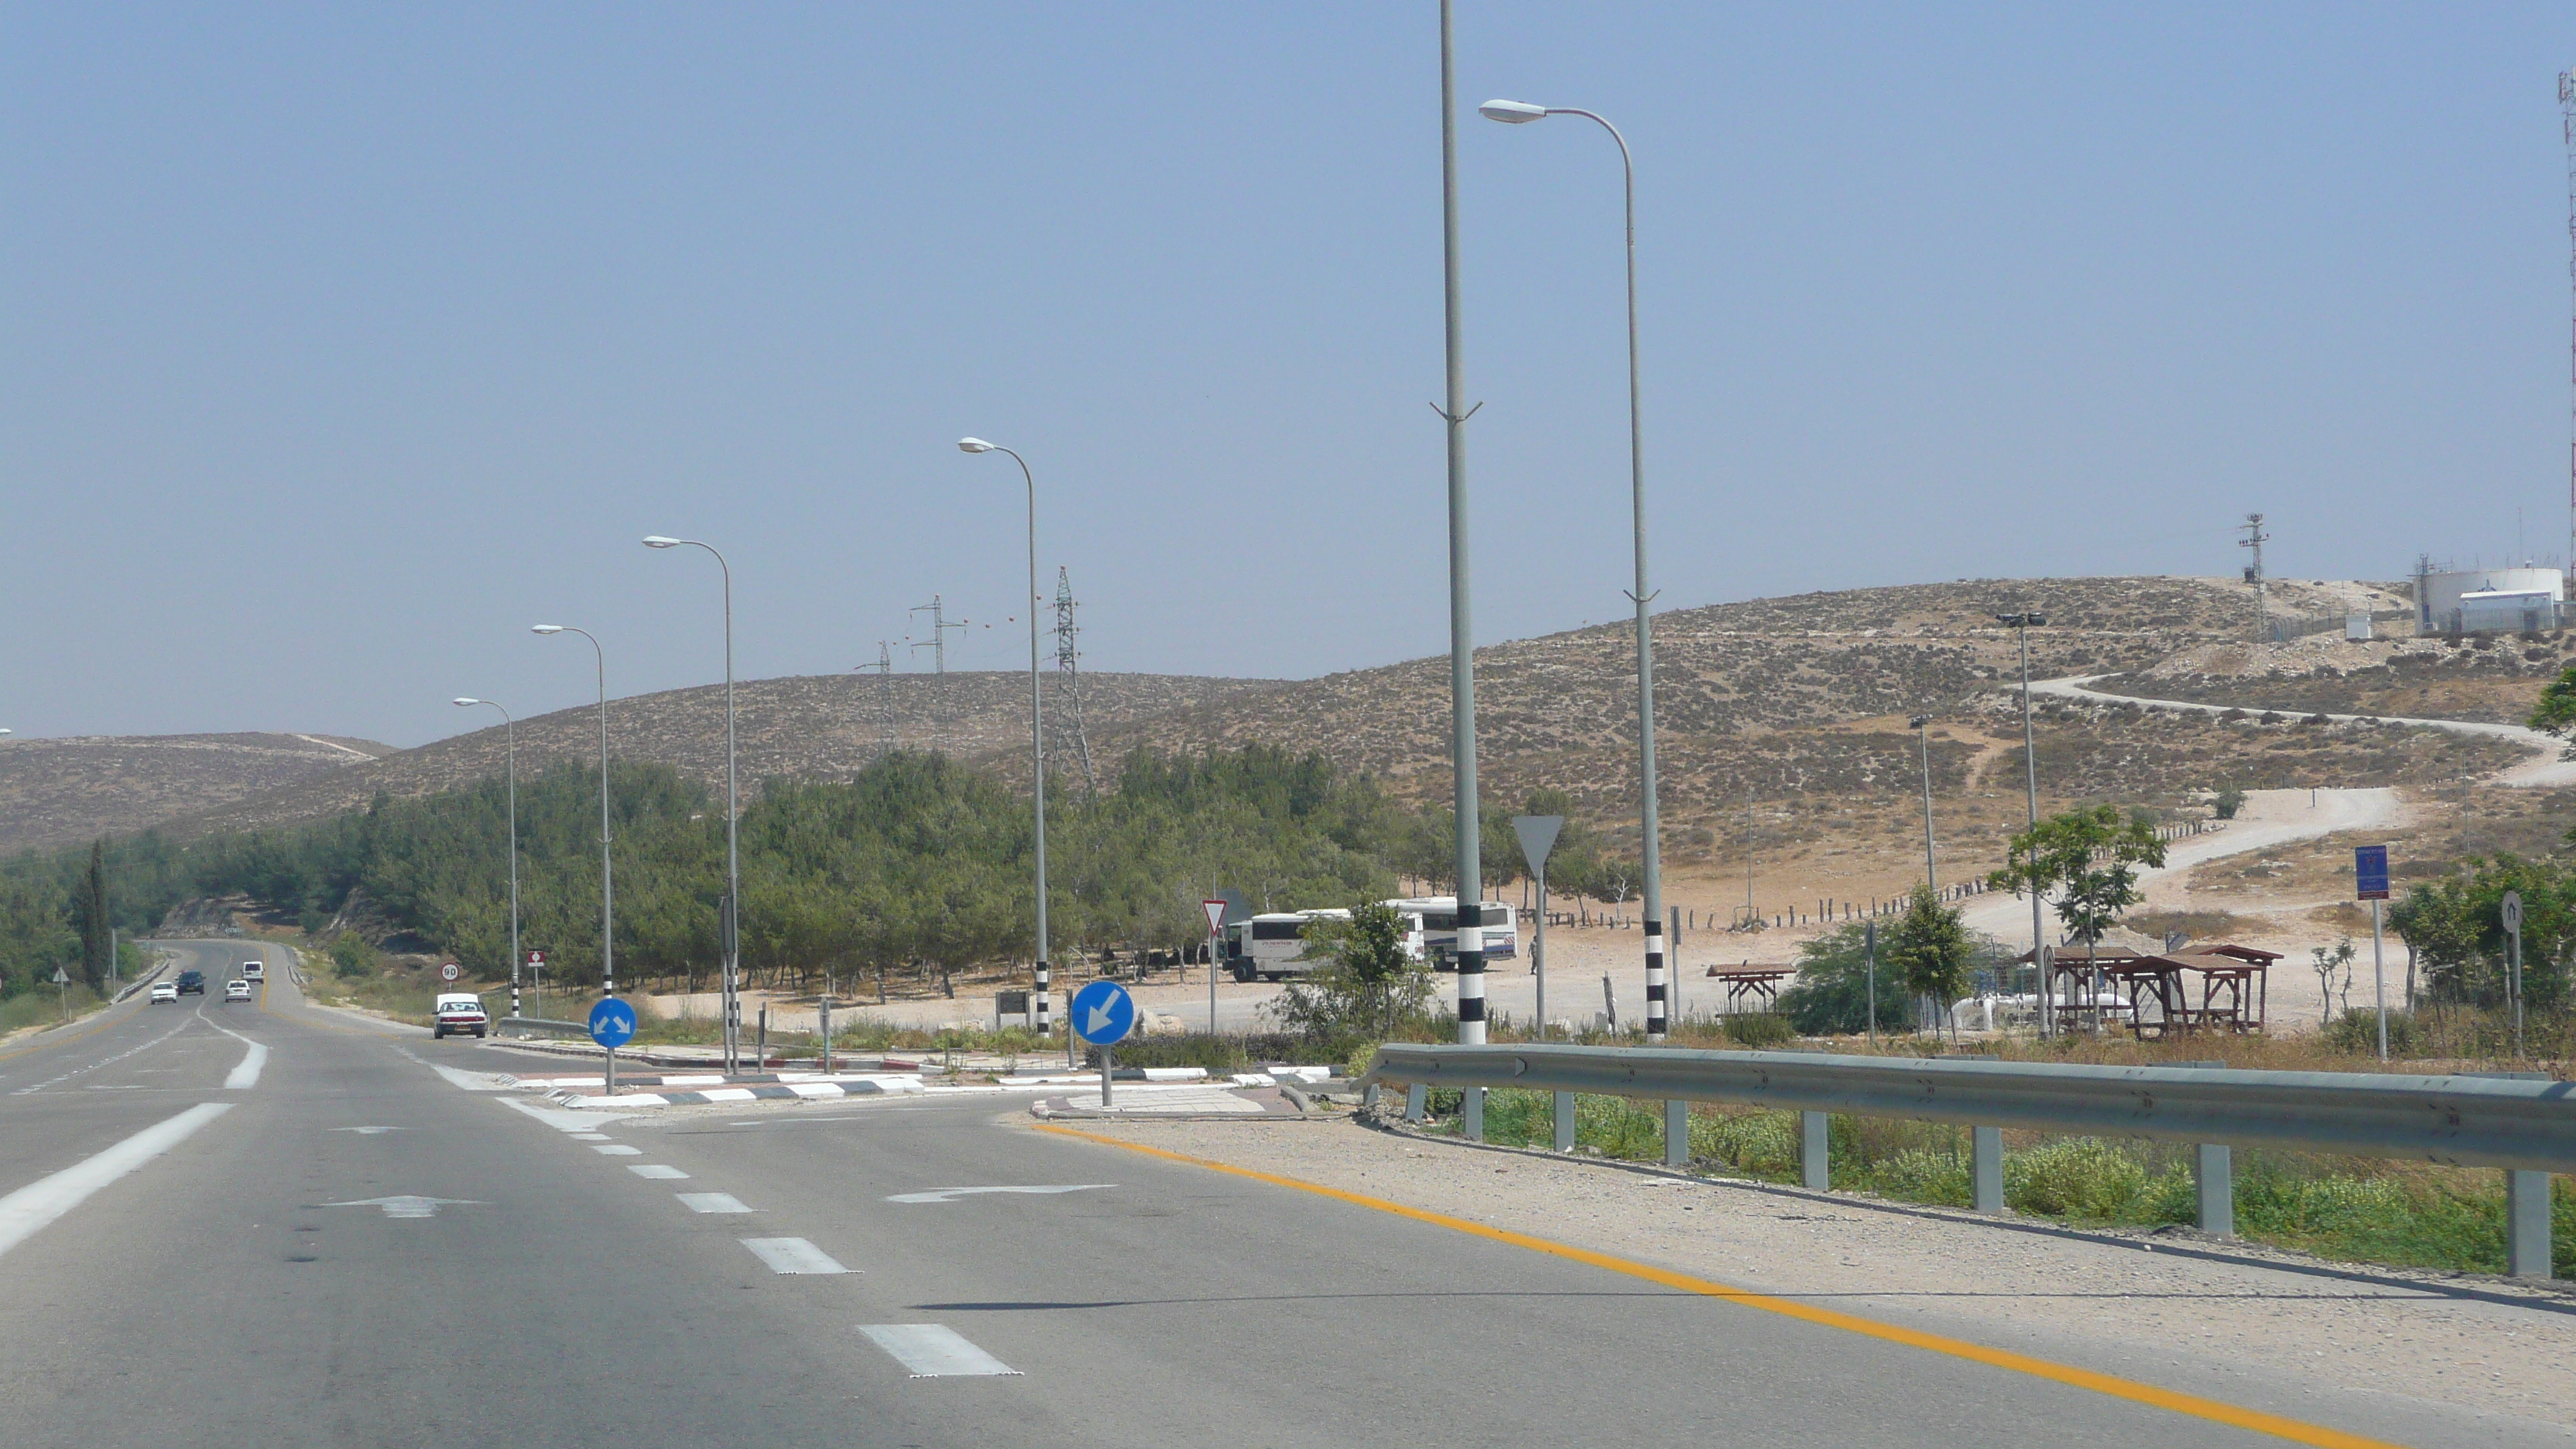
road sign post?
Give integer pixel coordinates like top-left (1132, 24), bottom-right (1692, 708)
top-left (589, 997), bottom-right (637, 1096)
top-left (1070, 979), bottom-right (1137, 1108)
top-left (2502, 890), bottom-right (2526, 1059)
top-left (2355, 846), bottom-right (2391, 1061)
top-left (525, 949), bottom-right (546, 1019)
top-left (1513, 816), bottom-right (1564, 1038)
top-left (52, 965), bottom-right (67, 1022)
top-left (440, 962), bottom-right (461, 983)
top-left (1203, 899), bottom-right (1228, 1034)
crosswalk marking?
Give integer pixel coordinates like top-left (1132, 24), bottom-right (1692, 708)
top-left (627, 1164), bottom-right (689, 1180)
top-left (740, 1237), bottom-right (847, 1274)
top-left (677, 1192), bottom-right (752, 1214)
top-left (858, 1324), bottom-right (1019, 1378)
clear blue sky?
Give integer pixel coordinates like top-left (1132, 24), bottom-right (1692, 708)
top-left (5, 3), bottom-right (2571, 746)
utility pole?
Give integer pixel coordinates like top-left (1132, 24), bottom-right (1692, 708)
top-left (1910, 714), bottom-right (1937, 892)
top-left (2238, 513), bottom-right (2270, 644)
top-left (1998, 613), bottom-right (2049, 1034)
top-left (1051, 567), bottom-right (1098, 796)
top-left (908, 595), bottom-right (967, 675)
top-left (855, 642), bottom-right (896, 757)
top-left (1436, 0), bottom-right (1487, 1049)
top-left (2562, 68), bottom-right (2576, 605)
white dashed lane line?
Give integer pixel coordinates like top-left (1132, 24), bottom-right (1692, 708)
top-left (591, 1144), bottom-right (642, 1156)
top-left (677, 1193), bottom-right (753, 1214)
top-left (858, 1324), bottom-right (1019, 1378)
top-left (0, 1104), bottom-right (234, 1260)
top-left (629, 1164), bottom-right (689, 1180)
top-left (9, 1019), bottom-right (194, 1095)
top-left (741, 1237), bottom-right (848, 1274)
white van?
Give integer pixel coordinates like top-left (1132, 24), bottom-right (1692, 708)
top-left (241, 960), bottom-right (265, 981)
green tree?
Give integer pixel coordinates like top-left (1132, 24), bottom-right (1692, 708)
top-left (1886, 886), bottom-right (1975, 1040)
top-left (2529, 666), bottom-right (2576, 742)
top-left (74, 840), bottom-right (110, 992)
top-left (1987, 805), bottom-right (2170, 949)
top-left (1775, 921), bottom-right (1917, 1036)
top-left (2386, 855), bottom-right (2571, 1012)
top-left (1272, 900), bottom-right (1434, 1040)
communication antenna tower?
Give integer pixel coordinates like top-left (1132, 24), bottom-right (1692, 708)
top-left (2237, 513), bottom-right (2270, 643)
top-left (907, 595), bottom-right (968, 675)
top-left (1050, 567), bottom-right (1098, 796)
top-left (853, 642), bottom-right (896, 757)
top-left (2562, 69), bottom-right (2576, 594)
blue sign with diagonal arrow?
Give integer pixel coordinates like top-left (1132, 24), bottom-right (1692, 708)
top-left (588, 997), bottom-right (637, 1050)
top-left (1069, 979), bottom-right (1136, 1046)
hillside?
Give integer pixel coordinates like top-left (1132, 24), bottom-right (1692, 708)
top-left (0, 732), bottom-right (394, 851)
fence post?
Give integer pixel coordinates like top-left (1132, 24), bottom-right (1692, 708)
top-left (2195, 1144), bottom-right (2235, 1236)
top-left (1664, 1100), bottom-right (1689, 1166)
top-left (2508, 1170), bottom-right (2554, 1279)
top-left (1971, 1125), bottom-right (2005, 1214)
top-left (1404, 1083), bottom-right (1427, 1122)
top-left (1800, 1110), bottom-right (1829, 1190)
top-left (1553, 1091), bottom-right (1574, 1152)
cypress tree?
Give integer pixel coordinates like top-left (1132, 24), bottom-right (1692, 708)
top-left (80, 839), bottom-right (110, 992)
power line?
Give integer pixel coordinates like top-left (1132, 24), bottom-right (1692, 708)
top-left (2237, 512), bottom-right (2269, 643)
top-left (853, 641), bottom-right (895, 759)
top-left (1050, 567), bottom-right (1097, 796)
top-left (906, 595), bottom-right (967, 676)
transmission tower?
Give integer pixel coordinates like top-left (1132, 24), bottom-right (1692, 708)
top-left (1050, 567), bottom-right (1098, 795)
top-left (907, 595), bottom-right (967, 675)
top-left (853, 642), bottom-right (896, 758)
top-left (2238, 512), bottom-right (2270, 643)
top-left (2562, 69), bottom-right (2575, 594)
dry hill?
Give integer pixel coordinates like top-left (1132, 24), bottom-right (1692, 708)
top-left (0, 732), bottom-right (394, 851)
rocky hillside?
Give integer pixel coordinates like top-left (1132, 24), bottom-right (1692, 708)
top-left (0, 732), bottom-right (393, 851)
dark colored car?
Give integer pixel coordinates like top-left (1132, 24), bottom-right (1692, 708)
top-left (176, 969), bottom-right (206, 995)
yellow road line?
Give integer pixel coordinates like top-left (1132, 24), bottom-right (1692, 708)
top-left (1035, 1123), bottom-right (2407, 1449)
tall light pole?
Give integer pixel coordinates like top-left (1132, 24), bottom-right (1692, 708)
top-left (533, 625), bottom-right (615, 1000)
top-left (1996, 613), bottom-right (2048, 1034)
top-left (957, 438), bottom-right (1054, 1055)
top-left (453, 697), bottom-right (521, 1019)
top-left (644, 536), bottom-right (742, 1071)
top-left (1434, 0), bottom-right (1488, 1046)
top-left (1910, 714), bottom-right (1937, 893)
top-left (1481, 94), bottom-right (1667, 1043)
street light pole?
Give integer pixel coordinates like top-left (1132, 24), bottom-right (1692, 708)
top-left (1910, 714), bottom-right (1937, 893)
top-left (533, 625), bottom-right (613, 1000)
top-left (1436, 0), bottom-right (1487, 1047)
top-left (1480, 94), bottom-right (1666, 1042)
top-left (453, 697), bottom-right (520, 1019)
top-left (1997, 613), bottom-right (2049, 1034)
top-left (957, 439), bottom-right (1054, 1059)
top-left (645, 536), bottom-right (742, 1071)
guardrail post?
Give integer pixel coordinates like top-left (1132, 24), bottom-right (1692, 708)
top-left (1800, 1110), bottom-right (1829, 1190)
top-left (1664, 1101), bottom-right (1689, 1166)
top-left (2194, 1144), bottom-right (2234, 1236)
top-left (2507, 1170), bottom-right (2553, 1279)
top-left (1362, 1082), bottom-right (1381, 1110)
top-left (1464, 1087), bottom-right (1485, 1142)
top-left (1404, 1083), bottom-right (1427, 1122)
top-left (1971, 1126), bottom-right (2005, 1214)
top-left (1553, 1091), bottom-right (1574, 1152)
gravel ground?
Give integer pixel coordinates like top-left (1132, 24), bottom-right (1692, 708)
top-left (1051, 1112), bottom-right (2576, 1434)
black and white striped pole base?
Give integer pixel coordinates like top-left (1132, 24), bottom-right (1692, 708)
top-left (1456, 926), bottom-right (1485, 1046)
top-left (1645, 919), bottom-right (1667, 1042)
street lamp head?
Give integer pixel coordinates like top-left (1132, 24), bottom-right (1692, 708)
top-left (531, 625), bottom-right (565, 635)
top-left (452, 697), bottom-right (482, 707)
top-left (1479, 98), bottom-right (1550, 123)
top-left (957, 437), bottom-right (996, 454)
top-left (1910, 714), bottom-right (1931, 730)
top-left (642, 536), bottom-right (683, 548)
top-left (2026, 613), bottom-right (2047, 628)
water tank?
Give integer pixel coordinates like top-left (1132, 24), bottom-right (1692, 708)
top-left (2417, 567), bottom-right (2563, 632)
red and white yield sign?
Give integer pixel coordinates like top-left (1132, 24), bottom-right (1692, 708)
top-left (1202, 899), bottom-right (1228, 937)
top-left (440, 962), bottom-right (461, 982)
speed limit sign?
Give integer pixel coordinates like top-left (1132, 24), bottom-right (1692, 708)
top-left (440, 963), bottom-right (461, 982)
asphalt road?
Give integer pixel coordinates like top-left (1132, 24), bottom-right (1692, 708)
top-left (0, 938), bottom-right (2546, 1447)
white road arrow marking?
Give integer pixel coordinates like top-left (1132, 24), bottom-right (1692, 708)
top-left (324, 1195), bottom-right (484, 1219)
top-left (884, 1184), bottom-right (1115, 1204)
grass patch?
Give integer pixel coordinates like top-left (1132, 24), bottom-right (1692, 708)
top-left (0, 981), bottom-right (110, 1035)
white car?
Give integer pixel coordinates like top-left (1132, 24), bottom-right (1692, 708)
top-left (223, 980), bottom-right (253, 1003)
top-left (241, 961), bottom-right (265, 981)
top-left (149, 981), bottom-right (180, 1004)
top-left (432, 992), bottom-right (489, 1040)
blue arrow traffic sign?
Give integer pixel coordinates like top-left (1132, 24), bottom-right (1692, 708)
top-left (1068, 979), bottom-right (1136, 1046)
top-left (588, 997), bottom-right (637, 1050)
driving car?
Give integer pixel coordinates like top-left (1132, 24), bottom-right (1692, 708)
top-left (432, 992), bottom-right (490, 1040)
top-left (241, 960), bottom-right (265, 981)
top-left (223, 979), bottom-right (253, 1003)
top-left (149, 981), bottom-right (180, 1004)
top-left (175, 969), bottom-right (206, 995)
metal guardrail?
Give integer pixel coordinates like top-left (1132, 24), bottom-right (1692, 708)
top-left (1359, 1043), bottom-right (2574, 1276)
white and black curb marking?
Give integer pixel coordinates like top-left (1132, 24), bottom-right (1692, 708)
top-left (552, 1077), bottom-right (926, 1109)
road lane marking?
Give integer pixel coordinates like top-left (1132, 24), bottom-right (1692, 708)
top-left (1036, 1125), bottom-right (2406, 1449)
top-left (0, 1103), bottom-right (234, 1262)
top-left (8, 1019), bottom-right (194, 1095)
top-left (333, 1126), bottom-right (405, 1135)
top-left (199, 1007), bottom-right (272, 1090)
top-left (629, 1164), bottom-right (690, 1180)
top-left (495, 1098), bottom-right (642, 1132)
top-left (884, 1184), bottom-right (1115, 1204)
top-left (570, 1132), bottom-right (610, 1140)
top-left (591, 1144), bottom-right (642, 1156)
top-left (325, 1195), bottom-right (483, 1219)
top-left (677, 1193), bottom-right (753, 1214)
top-left (858, 1324), bottom-right (1019, 1378)
top-left (741, 1237), bottom-right (848, 1274)
top-left (396, 1050), bottom-right (510, 1091)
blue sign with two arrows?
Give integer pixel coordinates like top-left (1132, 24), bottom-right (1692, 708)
top-left (588, 997), bottom-right (637, 1050)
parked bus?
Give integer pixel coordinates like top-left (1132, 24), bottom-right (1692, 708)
top-left (1382, 896), bottom-right (1516, 969)
top-left (1221, 909), bottom-right (1351, 982)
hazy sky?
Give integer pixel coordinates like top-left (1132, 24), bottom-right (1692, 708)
top-left (6, 3), bottom-right (2573, 746)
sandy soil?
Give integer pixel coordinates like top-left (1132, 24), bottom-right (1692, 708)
top-left (1049, 1113), bottom-right (2576, 1433)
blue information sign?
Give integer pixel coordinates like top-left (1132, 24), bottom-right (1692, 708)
top-left (1068, 979), bottom-right (1137, 1046)
top-left (2355, 844), bottom-right (2390, 902)
top-left (588, 997), bottom-right (638, 1050)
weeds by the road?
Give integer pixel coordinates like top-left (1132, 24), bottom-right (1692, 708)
top-left (0, 981), bottom-right (108, 1036)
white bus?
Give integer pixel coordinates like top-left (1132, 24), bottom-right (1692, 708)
top-left (1221, 909), bottom-right (1351, 982)
top-left (1382, 896), bottom-right (1517, 969)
